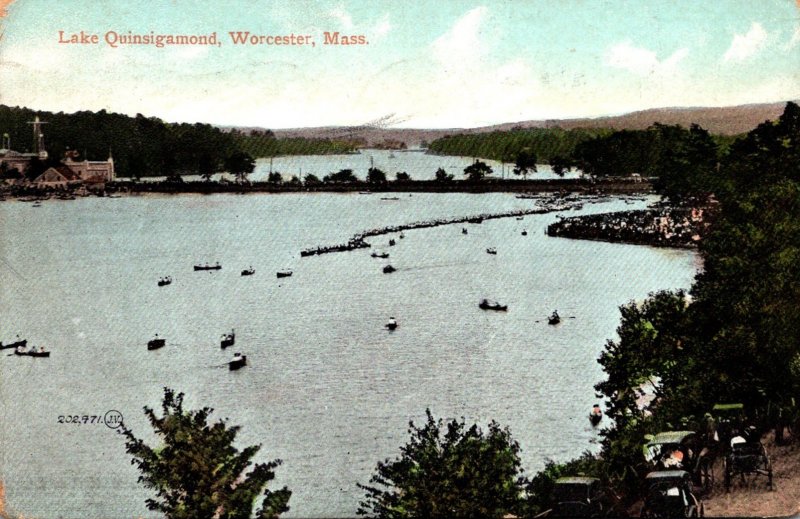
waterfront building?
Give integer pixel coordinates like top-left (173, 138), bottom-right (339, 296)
top-left (64, 153), bottom-right (115, 182)
top-left (0, 119), bottom-right (115, 183)
top-left (33, 164), bottom-right (82, 188)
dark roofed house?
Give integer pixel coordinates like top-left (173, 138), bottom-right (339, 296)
top-left (34, 165), bottom-right (82, 188)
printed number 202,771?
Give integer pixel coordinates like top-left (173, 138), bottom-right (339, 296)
top-left (57, 415), bottom-right (101, 424)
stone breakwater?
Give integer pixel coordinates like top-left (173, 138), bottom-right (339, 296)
top-left (546, 207), bottom-right (707, 248)
top-left (300, 200), bottom-right (578, 257)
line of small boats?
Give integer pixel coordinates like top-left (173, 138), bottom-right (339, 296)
top-left (157, 264), bottom-right (294, 284)
top-left (147, 329), bottom-right (246, 370)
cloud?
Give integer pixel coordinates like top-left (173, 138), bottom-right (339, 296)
top-left (412, 6), bottom-right (544, 126)
top-left (723, 22), bottom-right (768, 62)
top-left (605, 42), bottom-right (688, 76)
top-left (373, 13), bottom-right (391, 40)
top-left (328, 6), bottom-right (353, 30)
top-left (432, 6), bottom-right (489, 67)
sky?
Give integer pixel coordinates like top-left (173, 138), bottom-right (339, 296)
top-left (0, 0), bottom-right (798, 129)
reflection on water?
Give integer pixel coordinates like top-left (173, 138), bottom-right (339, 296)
top-left (0, 192), bottom-right (698, 518)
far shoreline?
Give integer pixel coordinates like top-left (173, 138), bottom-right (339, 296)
top-left (117, 176), bottom-right (655, 196)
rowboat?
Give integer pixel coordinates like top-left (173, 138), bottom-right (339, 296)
top-left (229, 353), bottom-right (247, 370)
top-left (147, 335), bottom-right (166, 350)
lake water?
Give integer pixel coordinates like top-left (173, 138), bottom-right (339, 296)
top-left (0, 191), bottom-right (698, 518)
top-left (143, 149), bottom-right (581, 182)
top-left (251, 149), bottom-right (581, 182)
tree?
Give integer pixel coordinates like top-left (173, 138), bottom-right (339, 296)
top-left (119, 388), bottom-right (291, 519)
top-left (225, 151), bottom-right (256, 184)
top-left (323, 169), bottom-right (358, 183)
top-left (267, 172), bottom-right (283, 183)
top-left (395, 171), bottom-right (411, 182)
top-left (367, 167), bottom-right (387, 184)
top-left (464, 160), bottom-right (493, 182)
top-left (304, 174), bottom-right (321, 185)
top-left (512, 149), bottom-right (537, 179)
top-left (358, 409), bottom-right (527, 519)
top-left (549, 155), bottom-right (572, 177)
top-left (652, 124), bottom-right (720, 203)
top-left (434, 167), bottom-right (453, 182)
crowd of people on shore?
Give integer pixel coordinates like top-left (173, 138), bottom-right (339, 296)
top-left (546, 207), bottom-right (706, 248)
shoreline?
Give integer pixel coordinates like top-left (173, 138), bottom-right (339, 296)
top-left (0, 177), bottom-right (654, 201)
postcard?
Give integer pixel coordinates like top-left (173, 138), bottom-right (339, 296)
top-left (1, 1), bottom-right (799, 518)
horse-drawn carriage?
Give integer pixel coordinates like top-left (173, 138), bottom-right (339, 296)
top-left (643, 431), bottom-right (714, 493)
top-left (723, 427), bottom-right (773, 491)
top-left (547, 476), bottom-right (612, 517)
top-left (707, 403), bottom-right (773, 491)
top-left (640, 470), bottom-right (704, 518)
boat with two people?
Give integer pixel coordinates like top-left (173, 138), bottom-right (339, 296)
top-left (462, 228), bottom-right (468, 235)
top-left (241, 266), bottom-right (255, 276)
top-left (521, 230), bottom-right (528, 236)
top-left (229, 352), bottom-right (247, 370)
top-left (0, 336), bottom-right (27, 350)
top-left (479, 299), bottom-right (508, 311)
top-left (194, 262), bottom-right (221, 271)
top-left (548, 310), bottom-right (561, 325)
top-left (383, 264), bottom-right (396, 274)
top-left (388, 239), bottom-right (396, 247)
top-left (158, 276), bottom-right (173, 287)
top-left (147, 334), bottom-right (166, 350)
top-left (220, 329), bottom-right (235, 349)
top-left (486, 247), bottom-right (497, 255)
top-left (385, 317), bottom-right (398, 330)
top-left (590, 404), bottom-right (603, 426)
top-left (276, 269), bottom-right (293, 278)
top-left (14, 344), bottom-right (50, 357)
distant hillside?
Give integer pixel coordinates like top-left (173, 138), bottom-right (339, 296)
top-left (269, 101), bottom-right (796, 148)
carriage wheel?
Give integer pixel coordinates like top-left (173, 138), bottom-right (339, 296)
top-left (723, 459), bottom-right (731, 491)
top-left (699, 458), bottom-right (713, 493)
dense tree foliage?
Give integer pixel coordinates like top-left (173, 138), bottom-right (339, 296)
top-left (428, 128), bottom-right (609, 164)
top-left (120, 388), bottom-right (291, 519)
top-left (463, 160), bottom-right (493, 182)
top-left (689, 101), bottom-right (800, 410)
top-left (233, 131), bottom-right (355, 158)
top-left (395, 171), bottom-right (411, 181)
top-left (358, 409), bottom-right (527, 519)
top-left (555, 102), bottom-right (800, 505)
top-left (0, 105), bottom-right (352, 178)
top-left (367, 167), bottom-right (387, 183)
top-left (323, 169), bottom-right (358, 183)
top-left (434, 167), bottom-right (453, 182)
top-left (512, 149), bottom-right (538, 179)
top-left (225, 151), bottom-right (256, 183)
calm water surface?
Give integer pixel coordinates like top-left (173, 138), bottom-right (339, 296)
top-left (155, 149), bottom-right (581, 182)
top-left (0, 192), bottom-right (698, 518)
